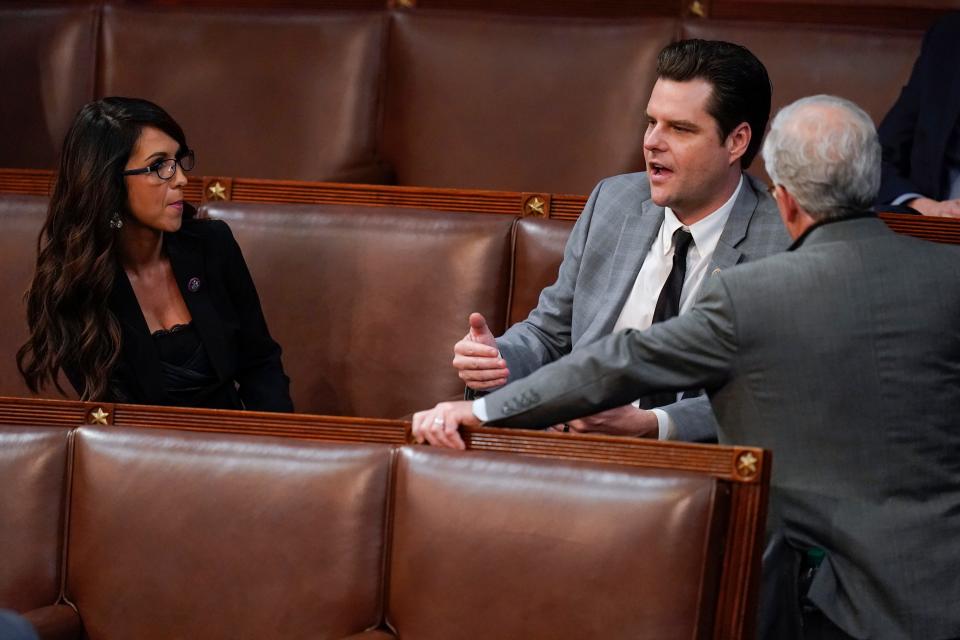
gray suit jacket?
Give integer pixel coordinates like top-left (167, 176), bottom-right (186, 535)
top-left (495, 171), bottom-right (789, 441)
top-left (483, 217), bottom-right (960, 639)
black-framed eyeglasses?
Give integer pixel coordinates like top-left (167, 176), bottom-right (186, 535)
top-left (122, 151), bottom-right (195, 181)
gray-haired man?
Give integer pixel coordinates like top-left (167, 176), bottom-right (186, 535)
top-left (414, 96), bottom-right (960, 639)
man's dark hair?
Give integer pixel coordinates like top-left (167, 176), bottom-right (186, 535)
top-left (656, 39), bottom-right (771, 168)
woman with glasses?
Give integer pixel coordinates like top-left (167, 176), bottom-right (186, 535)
top-left (17, 97), bottom-right (293, 411)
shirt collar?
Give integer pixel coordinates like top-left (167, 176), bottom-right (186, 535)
top-left (660, 174), bottom-right (743, 255)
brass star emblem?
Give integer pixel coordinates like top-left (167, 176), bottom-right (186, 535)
top-left (525, 196), bottom-right (545, 215)
top-left (207, 181), bottom-right (227, 201)
top-left (736, 451), bottom-right (758, 477)
top-left (89, 407), bottom-right (110, 425)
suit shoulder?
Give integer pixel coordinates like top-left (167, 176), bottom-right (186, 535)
top-left (928, 12), bottom-right (960, 45)
top-left (896, 230), bottom-right (960, 263)
top-left (583, 172), bottom-right (655, 223)
top-left (743, 173), bottom-right (778, 216)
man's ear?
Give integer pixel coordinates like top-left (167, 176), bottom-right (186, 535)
top-left (773, 185), bottom-right (810, 240)
top-left (726, 122), bottom-right (751, 165)
top-left (775, 185), bottom-right (800, 225)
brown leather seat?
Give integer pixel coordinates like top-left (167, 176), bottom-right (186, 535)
top-left (0, 4), bottom-right (933, 196)
top-left (0, 5), bottom-right (96, 169)
top-left (202, 201), bottom-right (516, 418)
top-left (0, 426), bottom-right (71, 614)
top-left (381, 11), bottom-right (676, 194)
top-left (0, 405), bottom-right (769, 640)
top-left (509, 216), bottom-right (574, 326)
top-left (67, 426), bottom-right (394, 639)
top-left (99, 5), bottom-right (389, 183)
top-left (0, 195), bottom-right (51, 399)
top-left (387, 446), bottom-right (730, 639)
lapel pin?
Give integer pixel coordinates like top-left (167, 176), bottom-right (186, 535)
top-left (712, 268), bottom-right (721, 276)
top-left (188, 277), bottom-right (201, 292)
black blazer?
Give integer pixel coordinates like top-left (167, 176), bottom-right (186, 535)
top-left (75, 217), bottom-right (293, 412)
top-left (877, 12), bottom-right (960, 204)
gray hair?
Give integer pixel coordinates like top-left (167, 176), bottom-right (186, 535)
top-left (762, 95), bottom-right (880, 220)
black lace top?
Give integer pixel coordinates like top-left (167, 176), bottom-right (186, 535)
top-left (152, 323), bottom-right (238, 409)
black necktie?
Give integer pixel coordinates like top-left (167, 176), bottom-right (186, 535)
top-left (638, 228), bottom-right (694, 410)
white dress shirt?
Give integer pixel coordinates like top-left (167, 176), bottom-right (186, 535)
top-left (614, 176), bottom-right (741, 439)
top-left (474, 176), bottom-right (744, 436)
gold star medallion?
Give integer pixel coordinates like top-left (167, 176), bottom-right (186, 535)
top-left (207, 181), bottom-right (227, 201)
top-left (89, 407), bottom-right (110, 425)
top-left (736, 451), bottom-right (758, 478)
top-left (524, 196), bottom-right (546, 216)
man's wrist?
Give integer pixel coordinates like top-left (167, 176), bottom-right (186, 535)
top-left (650, 408), bottom-right (675, 440)
top-left (893, 192), bottom-right (925, 207)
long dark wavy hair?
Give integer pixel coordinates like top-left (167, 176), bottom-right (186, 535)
top-left (17, 97), bottom-right (190, 400)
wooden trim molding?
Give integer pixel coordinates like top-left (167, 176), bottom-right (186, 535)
top-left (3, 168), bottom-right (954, 245)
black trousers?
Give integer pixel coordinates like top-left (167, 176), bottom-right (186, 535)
top-left (758, 533), bottom-right (857, 640)
top-left (802, 608), bottom-right (857, 640)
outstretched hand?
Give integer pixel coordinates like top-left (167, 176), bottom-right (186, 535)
top-left (412, 400), bottom-right (482, 450)
top-left (548, 405), bottom-right (659, 438)
top-left (452, 312), bottom-right (509, 391)
top-left (907, 197), bottom-right (960, 218)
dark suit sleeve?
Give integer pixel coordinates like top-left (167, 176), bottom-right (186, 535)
top-left (216, 222), bottom-right (294, 412)
top-left (876, 16), bottom-right (955, 204)
top-left (482, 276), bottom-right (738, 429)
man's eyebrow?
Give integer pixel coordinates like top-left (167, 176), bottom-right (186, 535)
top-left (666, 119), bottom-right (700, 129)
top-left (644, 114), bottom-right (701, 130)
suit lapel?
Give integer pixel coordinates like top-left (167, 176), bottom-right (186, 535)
top-left (706, 176), bottom-right (759, 279)
top-left (112, 264), bottom-right (168, 405)
top-left (582, 196), bottom-right (664, 343)
top-left (165, 229), bottom-right (231, 382)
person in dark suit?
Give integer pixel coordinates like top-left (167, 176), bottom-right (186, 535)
top-left (877, 12), bottom-right (960, 218)
top-left (17, 98), bottom-right (292, 411)
top-left (413, 95), bottom-right (960, 639)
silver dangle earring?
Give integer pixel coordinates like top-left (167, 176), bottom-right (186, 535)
top-left (109, 211), bottom-right (123, 230)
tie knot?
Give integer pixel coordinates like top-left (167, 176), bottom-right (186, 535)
top-left (672, 228), bottom-right (694, 259)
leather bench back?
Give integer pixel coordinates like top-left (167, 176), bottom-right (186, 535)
top-left (0, 195), bottom-right (50, 399)
top-left (202, 202), bottom-right (515, 417)
top-left (0, 4), bottom-right (929, 195)
top-left (66, 426), bottom-right (394, 639)
top-left (0, 4), bottom-right (97, 169)
top-left (0, 426), bottom-right (71, 612)
top-left (509, 216), bottom-right (574, 326)
top-left (99, 5), bottom-right (389, 183)
top-left (381, 11), bottom-right (676, 194)
top-left (387, 446), bottom-right (730, 639)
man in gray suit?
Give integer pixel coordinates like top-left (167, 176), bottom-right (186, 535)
top-left (415, 96), bottom-right (960, 639)
top-left (453, 40), bottom-right (789, 442)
